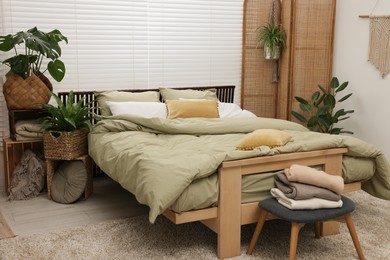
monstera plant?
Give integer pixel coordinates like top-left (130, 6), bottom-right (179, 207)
top-left (291, 77), bottom-right (354, 135)
top-left (0, 27), bottom-right (68, 109)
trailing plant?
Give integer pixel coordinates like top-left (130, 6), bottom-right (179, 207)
top-left (291, 77), bottom-right (354, 135)
top-left (0, 27), bottom-right (68, 82)
top-left (256, 22), bottom-right (286, 59)
top-left (40, 91), bottom-right (97, 132)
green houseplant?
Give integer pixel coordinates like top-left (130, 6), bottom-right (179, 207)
top-left (40, 91), bottom-right (96, 160)
top-left (256, 22), bottom-right (286, 60)
top-left (0, 27), bottom-right (68, 109)
top-left (291, 77), bottom-right (354, 135)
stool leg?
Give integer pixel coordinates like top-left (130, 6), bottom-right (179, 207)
top-left (247, 209), bottom-right (268, 255)
top-left (314, 222), bottom-right (322, 238)
top-left (290, 223), bottom-right (304, 260)
top-left (344, 213), bottom-right (365, 260)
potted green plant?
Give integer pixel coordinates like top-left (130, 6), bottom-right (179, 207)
top-left (291, 77), bottom-right (354, 135)
top-left (256, 22), bottom-right (286, 60)
top-left (0, 27), bottom-right (68, 109)
top-left (40, 91), bottom-right (96, 160)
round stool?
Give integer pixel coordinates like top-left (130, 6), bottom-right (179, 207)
top-left (247, 196), bottom-right (365, 260)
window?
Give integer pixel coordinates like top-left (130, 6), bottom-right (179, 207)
top-left (0, 0), bottom-right (243, 142)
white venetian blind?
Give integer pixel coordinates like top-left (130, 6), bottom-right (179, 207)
top-left (0, 0), bottom-right (243, 141)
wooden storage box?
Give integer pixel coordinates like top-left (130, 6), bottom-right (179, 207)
top-left (3, 138), bottom-right (43, 195)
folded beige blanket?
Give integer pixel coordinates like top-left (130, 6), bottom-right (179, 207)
top-left (270, 188), bottom-right (343, 210)
top-left (14, 119), bottom-right (43, 140)
top-left (285, 164), bottom-right (344, 194)
top-left (274, 172), bottom-right (341, 201)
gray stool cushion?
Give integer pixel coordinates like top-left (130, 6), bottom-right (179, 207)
top-left (51, 161), bottom-right (87, 204)
top-left (259, 196), bottom-right (355, 223)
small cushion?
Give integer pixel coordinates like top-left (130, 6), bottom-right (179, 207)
top-left (259, 196), bottom-right (355, 223)
top-left (51, 161), bottom-right (88, 204)
top-left (160, 88), bottom-right (218, 101)
top-left (106, 101), bottom-right (167, 118)
top-left (236, 129), bottom-right (292, 150)
top-left (166, 99), bottom-right (219, 119)
top-left (95, 90), bottom-right (160, 116)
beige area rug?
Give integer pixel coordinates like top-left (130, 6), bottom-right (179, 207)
top-left (0, 209), bottom-right (14, 240)
top-left (0, 190), bottom-right (389, 260)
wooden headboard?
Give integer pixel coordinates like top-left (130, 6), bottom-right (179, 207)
top-left (58, 85), bottom-right (235, 117)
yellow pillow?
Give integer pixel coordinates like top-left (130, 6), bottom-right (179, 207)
top-left (236, 129), bottom-right (292, 150)
top-left (166, 100), bottom-right (219, 119)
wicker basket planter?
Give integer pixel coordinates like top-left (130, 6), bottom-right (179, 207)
top-left (43, 128), bottom-right (89, 160)
top-left (2, 73), bottom-right (52, 110)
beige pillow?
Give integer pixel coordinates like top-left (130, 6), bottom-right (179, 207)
top-left (236, 129), bottom-right (292, 150)
top-left (95, 90), bottom-right (160, 116)
top-left (166, 100), bottom-right (219, 119)
top-left (160, 88), bottom-right (217, 101)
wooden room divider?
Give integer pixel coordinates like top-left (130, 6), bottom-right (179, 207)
top-left (241, 0), bottom-right (336, 120)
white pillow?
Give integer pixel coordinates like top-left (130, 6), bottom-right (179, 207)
top-left (218, 102), bottom-right (257, 118)
top-left (106, 101), bottom-right (167, 119)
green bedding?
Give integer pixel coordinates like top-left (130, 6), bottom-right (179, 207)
top-left (89, 115), bottom-right (390, 223)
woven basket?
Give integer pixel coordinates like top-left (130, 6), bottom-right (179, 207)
top-left (2, 73), bottom-right (52, 110)
top-left (43, 128), bottom-right (89, 160)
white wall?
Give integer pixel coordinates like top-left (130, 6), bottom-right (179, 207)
top-left (333, 0), bottom-right (390, 159)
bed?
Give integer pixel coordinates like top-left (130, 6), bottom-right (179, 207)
top-left (59, 85), bottom-right (390, 259)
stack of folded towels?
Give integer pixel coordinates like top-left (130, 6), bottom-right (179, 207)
top-left (271, 164), bottom-right (344, 209)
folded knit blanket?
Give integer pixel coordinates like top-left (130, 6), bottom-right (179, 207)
top-left (274, 172), bottom-right (341, 201)
top-left (270, 188), bottom-right (343, 210)
top-left (14, 119), bottom-right (43, 140)
top-left (285, 164), bottom-right (344, 194)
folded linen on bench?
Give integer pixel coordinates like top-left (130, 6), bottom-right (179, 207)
top-left (285, 164), bottom-right (344, 194)
top-left (270, 188), bottom-right (343, 210)
top-left (274, 172), bottom-right (341, 201)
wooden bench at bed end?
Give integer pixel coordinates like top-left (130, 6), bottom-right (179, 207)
top-left (162, 147), bottom-right (363, 259)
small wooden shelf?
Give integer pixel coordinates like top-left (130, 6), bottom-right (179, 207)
top-left (3, 138), bottom-right (43, 195)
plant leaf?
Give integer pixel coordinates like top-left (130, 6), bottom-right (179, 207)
top-left (336, 81), bottom-right (348, 92)
top-left (291, 111), bottom-right (307, 123)
top-left (330, 77), bottom-right (339, 89)
top-left (48, 59), bottom-right (65, 82)
top-left (338, 93), bottom-right (352, 102)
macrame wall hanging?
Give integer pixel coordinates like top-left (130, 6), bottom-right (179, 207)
top-left (360, 1), bottom-right (390, 78)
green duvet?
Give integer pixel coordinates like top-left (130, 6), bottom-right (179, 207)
top-left (89, 115), bottom-right (390, 223)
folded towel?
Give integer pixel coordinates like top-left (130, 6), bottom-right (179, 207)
top-left (270, 188), bottom-right (343, 210)
top-left (275, 172), bottom-right (341, 201)
top-left (14, 119), bottom-right (43, 140)
top-left (285, 164), bottom-right (344, 194)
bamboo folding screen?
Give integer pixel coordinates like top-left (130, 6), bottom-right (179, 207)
top-left (241, 0), bottom-right (336, 120)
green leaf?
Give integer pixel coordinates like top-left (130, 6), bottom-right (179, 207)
top-left (311, 91), bottom-right (320, 102)
top-left (330, 77), bottom-right (339, 89)
top-left (318, 85), bottom-right (328, 95)
top-left (336, 81), bottom-right (348, 92)
top-left (338, 93), bottom-right (352, 102)
top-left (294, 96), bottom-right (309, 105)
top-left (307, 116), bottom-right (319, 128)
top-left (291, 111), bottom-right (307, 123)
top-left (0, 35), bottom-right (14, 51)
top-left (299, 103), bottom-right (312, 112)
top-left (48, 59), bottom-right (65, 82)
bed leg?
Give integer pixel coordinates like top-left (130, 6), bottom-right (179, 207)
top-left (217, 166), bottom-right (242, 259)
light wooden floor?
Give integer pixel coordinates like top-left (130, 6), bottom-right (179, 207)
top-left (0, 176), bottom-right (149, 236)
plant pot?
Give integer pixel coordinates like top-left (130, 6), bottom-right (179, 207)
top-left (263, 46), bottom-right (281, 60)
top-left (2, 73), bottom-right (52, 110)
top-left (43, 128), bottom-right (89, 160)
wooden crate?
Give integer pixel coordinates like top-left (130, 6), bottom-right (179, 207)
top-left (3, 138), bottom-right (43, 195)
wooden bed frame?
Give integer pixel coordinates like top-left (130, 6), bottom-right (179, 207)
top-left (59, 85), bottom-right (361, 259)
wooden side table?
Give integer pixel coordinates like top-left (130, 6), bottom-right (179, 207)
top-left (46, 154), bottom-right (93, 200)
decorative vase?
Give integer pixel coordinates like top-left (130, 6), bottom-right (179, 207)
top-left (2, 72), bottom-right (52, 110)
top-left (264, 45), bottom-right (281, 60)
